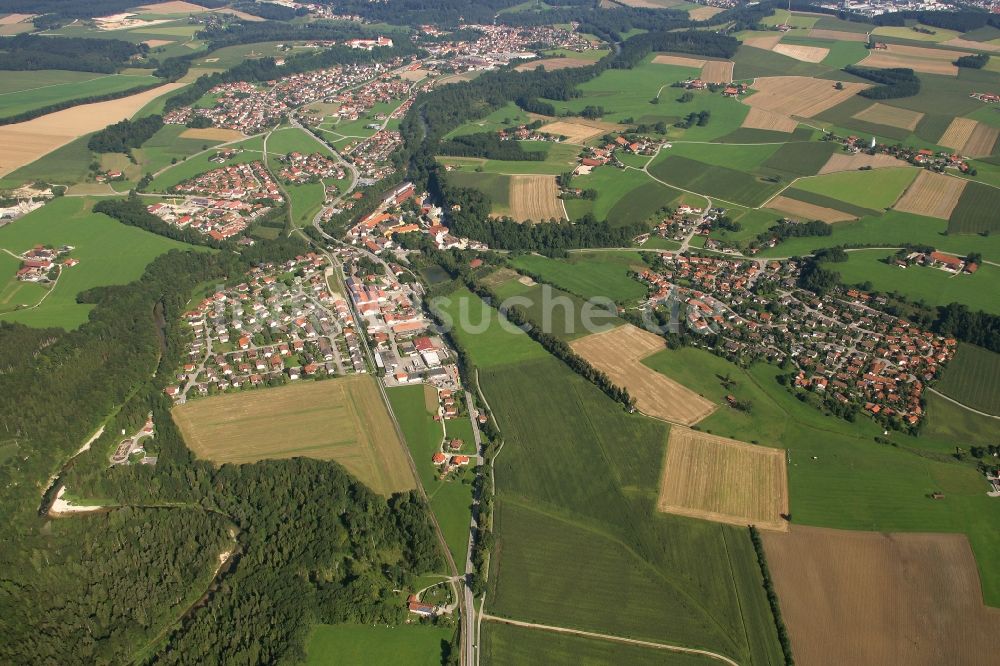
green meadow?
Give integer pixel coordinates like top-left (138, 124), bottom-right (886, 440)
top-left (935, 344), bottom-right (1000, 416)
top-left (0, 197), bottom-right (197, 329)
top-left (305, 623), bottom-right (454, 666)
top-left (437, 142), bottom-right (580, 176)
top-left (510, 251), bottom-right (648, 302)
top-left (443, 171), bottom-right (511, 216)
top-left (790, 167), bottom-right (919, 210)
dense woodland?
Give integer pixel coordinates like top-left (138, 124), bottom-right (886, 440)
top-left (0, 34), bottom-right (145, 73)
top-left (438, 131), bottom-right (545, 161)
top-left (89, 115), bottom-right (164, 154)
top-left (844, 65), bottom-right (920, 99)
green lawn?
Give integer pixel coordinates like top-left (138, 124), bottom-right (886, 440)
top-left (510, 251), bottom-right (649, 303)
top-left (387, 384), bottom-right (474, 568)
top-left (431, 286), bottom-right (548, 369)
top-left (565, 166), bottom-right (690, 225)
top-left (648, 154), bottom-right (783, 206)
top-left (305, 623), bottom-right (454, 666)
top-left (134, 124), bottom-right (230, 178)
top-left (443, 171), bottom-right (511, 217)
top-left (935, 344), bottom-right (1000, 416)
top-left (436, 142), bottom-right (580, 176)
top-left (489, 272), bottom-right (623, 340)
top-left (0, 72), bottom-right (157, 119)
top-left (267, 127), bottom-right (327, 156)
top-left (285, 182), bottom-right (325, 229)
top-left (791, 167), bottom-right (919, 210)
top-left (948, 180), bottom-right (1000, 235)
top-left (832, 249), bottom-right (1000, 314)
top-left (0, 197), bottom-right (198, 329)
top-left (445, 101), bottom-right (533, 140)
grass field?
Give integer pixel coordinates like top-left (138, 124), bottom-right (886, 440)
top-left (564, 165), bottom-right (690, 226)
top-left (172, 376), bottom-right (416, 495)
top-left (948, 180), bottom-right (1000, 235)
top-left (791, 167), bottom-right (918, 210)
top-left (481, 621), bottom-right (716, 665)
top-left (267, 126), bottom-right (326, 156)
top-left (149, 137), bottom-right (263, 191)
top-left (935, 343), bottom-right (1000, 416)
top-left (305, 623), bottom-right (453, 666)
top-left (134, 124), bottom-right (231, 179)
top-left (444, 171), bottom-right (511, 216)
top-left (832, 249), bottom-right (1000, 314)
top-left (658, 426), bottom-right (788, 530)
top-left (0, 197), bottom-right (195, 329)
top-left (0, 72), bottom-right (158, 119)
top-left (436, 142), bottom-right (580, 176)
top-left (285, 181), bottom-right (325, 229)
top-left (649, 154), bottom-right (783, 206)
top-left (509, 251), bottom-right (649, 302)
top-left (388, 383), bottom-right (475, 568)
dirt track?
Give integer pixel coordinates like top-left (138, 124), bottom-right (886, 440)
top-left (763, 525), bottom-right (1000, 666)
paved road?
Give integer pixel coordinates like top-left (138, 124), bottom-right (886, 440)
top-left (461, 390), bottom-right (487, 666)
top-left (481, 615), bottom-right (741, 666)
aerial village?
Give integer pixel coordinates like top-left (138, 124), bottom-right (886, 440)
top-left (165, 252), bottom-right (361, 401)
top-left (639, 253), bottom-right (956, 429)
top-left (13, 245), bottom-right (78, 284)
top-left (147, 160), bottom-right (283, 241)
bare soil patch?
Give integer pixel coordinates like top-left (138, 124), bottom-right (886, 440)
top-left (178, 127), bottom-right (244, 141)
top-left (818, 151), bottom-right (910, 174)
top-left (652, 54), bottom-right (706, 68)
top-left (570, 324), bottom-right (717, 425)
top-left (763, 526), bottom-right (1000, 666)
top-left (508, 175), bottom-right (565, 222)
top-left (772, 43), bottom-right (829, 63)
top-left (892, 170), bottom-right (966, 219)
top-left (701, 60), bottom-right (734, 84)
top-left (514, 57), bottom-right (592, 72)
top-left (887, 43), bottom-right (971, 60)
top-left (807, 28), bottom-right (868, 41)
top-left (137, 1), bottom-right (209, 12)
top-left (860, 52), bottom-right (959, 76)
top-left (657, 426), bottom-right (788, 531)
top-left (0, 81), bottom-right (185, 178)
top-left (172, 375), bottom-right (416, 495)
top-left (768, 195), bottom-right (856, 222)
top-left (398, 68), bottom-right (430, 81)
top-left (0, 13), bottom-right (33, 24)
top-left (744, 76), bottom-right (868, 118)
top-left (539, 118), bottom-right (621, 144)
top-left (741, 107), bottom-right (798, 133)
top-left (742, 34), bottom-right (783, 51)
top-left (689, 5), bottom-right (724, 20)
top-left (142, 39), bottom-right (174, 48)
top-left (853, 102), bottom-right (924, 131)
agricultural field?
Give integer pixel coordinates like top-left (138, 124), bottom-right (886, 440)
top-left (935, 344), bottom-right (1000, 416)
top-left (387, 384), bottom-right (475, 568)
top-left (948, 180), bottom-right (1000, 235)
top-left (818, 151), bottom-right (909, 174)
top-left (658, 426), bottom-right (788, 531)
top-left (743, 76), bottom-right (868, 118)
top-left (763, 526), bottom-right (1000, 666)
top-left (443, 171), bottom-right (511, 217)
top-left (172, 376), bottom-right (416, 495)
top-left (305, 623), bottom-right (454, 666)
top-left (790, 167), bottom-right (918, 210)
top-left (767, 195), bottom-right (856, 222)
top-left (649, 154), bottom-right (783, 206)
top-left (0, 71), bottom-right (154, 119)
top-left (892, 170), bottom-right (966, 220)
top-left (0, 197), bottom-right (196, 329)
top-left (509, 251), bottom-right (649, 302)
top-left (436, 141), bottom-right (580, 176)
top-left (570, 324), bottom-right (717, 425)
top-left (508, 174), bottom-right (565, 222)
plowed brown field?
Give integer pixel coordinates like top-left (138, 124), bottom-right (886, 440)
top-left (539, 118), bottom-right (620, 144)
top-left (657, 426), bottom-right (788, 530)
top-left (892, 170), bottom-right (966, 219)
top-left (570, 324), bottom-right (717, 425)
top-left (763, 526), bottom-right (1000, 666)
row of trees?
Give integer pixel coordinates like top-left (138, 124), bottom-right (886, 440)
top-left (749, 526), bottom-right (795, 665)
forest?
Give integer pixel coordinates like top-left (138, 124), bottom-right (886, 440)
top-left (0, 33), bottom-right (146, 73)
top-left (844, 65), bottom-right (920, 99)
top-left (438, 131), bottom-right (545, 161)
top-left (89, 115), bottom-right (164, 154)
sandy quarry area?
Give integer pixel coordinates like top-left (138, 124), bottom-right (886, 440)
top-left (0, 82), bottom-right (185, 178)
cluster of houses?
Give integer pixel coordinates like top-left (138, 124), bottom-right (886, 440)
top-left (347, 182), bottom-right (487, 254)
top-left (109, 414), bottom-right (156, 466)
top-left (275, 151), bottom-right (344, 184)
top-left (14, 245), bottom-right (77, 283)
top-left (638, 252), bottom-right (956, 428)
top-left (421, 22), bottom-right (594, 71)
top-left (164, 253), bottom-right (362, 401)
top-left (344, 129), bottom-right (402, 181)
top-left (575, 135), bottom-right (665, 174)
top-left (148, 161), bottom-right (282, 241)
top-left (683, 79), bottom-right (746, 98)
top-left (640, 205), bottom-right (729, 245)
top-left (971, 92), bottom-right (1000, 104)
top-left (837, 133), bottom-right (973, 173)
top-left (888, 250), bottom-right (979, 274)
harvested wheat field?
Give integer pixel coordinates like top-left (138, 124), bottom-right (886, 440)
top-left (763, 526), bottom-right (1000, 666)
top-left (701, 60), bottom-right (735, 84)
top-left (744, 76), bottom-right (868, 118)
top-left (853, 102), bottom-right (924, 131)
top-left (179, 127), bottom-right (245, 141)
top-left (172, 375), bottom-right (416, 495)
top-left (939, 117), bottom-right (999, 156)
top-left (807, 28), bottom-right (868, 41)
top-left (652, 54), bottom-right (706, 68)
top-left (508, 175), bottom-right (565, 222)
top-left (0, 13), bottom-right (33, 24)
top-left (943, 37), bottom-right (1000, 53)
top-left (658, 426), bottom-right (788, 531)
top-left (515, 57), bottom-right (592, 72)
top-left (741, 107), bottom-right (798, 133)
top-left (689, 5), bottom-right (724, 20)
top-left (772, 43), bottom-right (829, 63)
top-left (860, 51), bottom-right (960, 76)
top-left (137, 1), bottom-right (209, 12)
top-left (892, 170), bottom-right (966, 219)
top-left (743, 34), bottom-right (783, 51)
top-left (539, 118), bottom-right (620, 144)
top-left (768, 195), bottom-right (856, 222)
top-left (0, 82), bottom-right (185, 178)
top-left (818, 151), bottom-right (909, 174)
top-left (570, 324), bottom-right (717, 425)
top-left (143, 39), bottom-right (174, 48)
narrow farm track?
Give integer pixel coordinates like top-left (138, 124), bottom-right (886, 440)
top-left (481, 615), bottom-right (741, 666)
top-left (928, 388), bottom-right (1000, 420)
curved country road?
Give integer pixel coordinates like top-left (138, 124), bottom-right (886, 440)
top-left (481, 614), bottom-right (741, 666)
